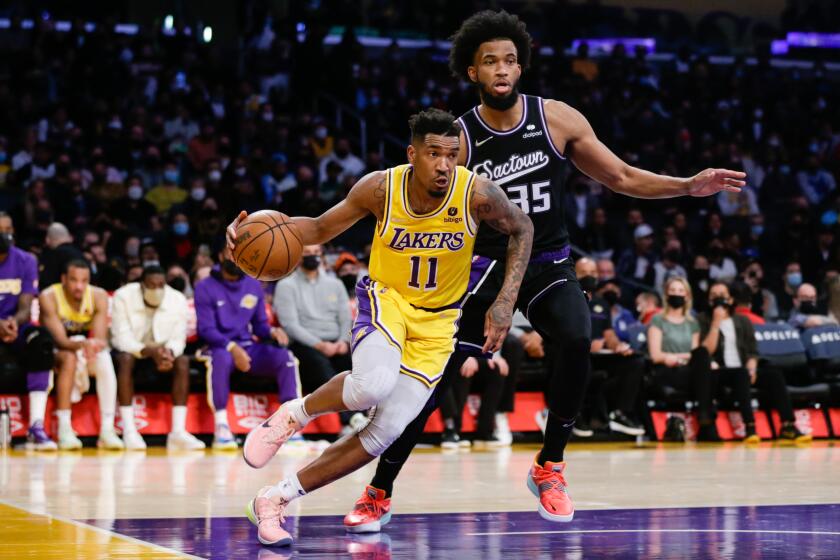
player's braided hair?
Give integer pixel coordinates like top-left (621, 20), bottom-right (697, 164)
top-left (408, 108), bottom-right (461, 140)
top-left (448, 10), bottom-right (532, 80)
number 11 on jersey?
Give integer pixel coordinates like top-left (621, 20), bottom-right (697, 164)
top-left (408, 256), bottom-right (438, 290)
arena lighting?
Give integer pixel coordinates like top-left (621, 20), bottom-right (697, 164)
top-left (571, 38), bottom-right (656, 55)
top-left (163, 15), bottom-right (174, 31)
top-left (786, 32), bottom-right (840, 49)
top-left (202, 26), bottom-right (212, 43)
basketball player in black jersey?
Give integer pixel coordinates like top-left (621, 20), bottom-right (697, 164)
top-left (344, 10), bottom-right (746, 529)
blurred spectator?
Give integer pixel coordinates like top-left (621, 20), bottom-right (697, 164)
top-left (776, 261), bottom-right (804, 319)
top-left (578, 258), bottom-right (645, 436)
top-left (39, 222), bottom-right (85, 287)
top-left (318, 137), bottom-right (365, 185)
top-left (261, 154), bottom-right (297, 204)
top-left (146, 162), bottom-right (186, 214)
top-left (635, 291), bottom-right (662, 325)
top-left (707, 238), bottom-right (737, 282)
top-left (797, 155), bottom-right (836, 206)
top-left (334, 251), bottom-right (361, 318)
top-left (187, 122), bottom-right (218, 171)
top-left (699, 281), bottom-right (809, 442)
top-left (616, 224), bottom-right (657, 294)
top-left (111, 265), bottom-right (204, 451)
top-left (595, 278), bottom-right (636, 343)
top-left (739, 260), bottom-right (778, 320)
top-left (596, 258), bottom-right (616, 282)
top-left (112, 175), bottom-right (157, 234)
top-left (194, 245), bottom-right (299, 449)
top-left (647, 277), bottom-right (719, 441)
top-left (788, 283), bottom-right (838, 329)
top-left (0, 213), bottom-right (56, 450)
top-left (730, 280), bottom-right (766, 325)
top-left (827, 275), bottom-right (840, 323)
top-left (166, 264), bottom-right (193, 297)
top-left (38, 260), bottom-right (122, 450)
top-left (654, 239), bottom-right (687, 294)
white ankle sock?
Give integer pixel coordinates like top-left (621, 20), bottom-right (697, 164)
top-left (214, 409), bottom-right (229, 427)
top-left (289, 398), bottom-right (314, 427)
top-left (172, 406), bottom-right (187, 433)
top-left (29, 391), bottom-right (47, 425)
top-left (265, 473), bottom-right (306, 503)
top-left (56, 409), bottom-right (72, 431)
top-left (120, 406), bottom-right (137, 433)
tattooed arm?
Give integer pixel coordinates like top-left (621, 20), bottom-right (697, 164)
top-left (470, 176), bottom-right (534, 352)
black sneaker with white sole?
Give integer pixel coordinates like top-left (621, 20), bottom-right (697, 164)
top-left (441, 429), bottom-right (462, 449)
top-left (608, 410), bottom-right (645, 436)
top-left (571, 419), bottom-right (594, 438)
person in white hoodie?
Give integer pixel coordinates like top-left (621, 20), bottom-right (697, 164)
top-left (111, 265), bottom-right (204, 450)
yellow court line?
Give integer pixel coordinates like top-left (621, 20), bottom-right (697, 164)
top-left (0, 498), bottom-right (202, 560)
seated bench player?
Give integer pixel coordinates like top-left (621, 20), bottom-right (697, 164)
top-left (111, 265), bottom-right (206, 450)
top-left (39, 259), bottom-right (123, 449)
top-left (194, 242), bottom-right (300, 450)
top-left (0, 212), bottom-right (57, 450)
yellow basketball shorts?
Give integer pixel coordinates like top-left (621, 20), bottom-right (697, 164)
top-left (351, 277), bottom-right (461, 388)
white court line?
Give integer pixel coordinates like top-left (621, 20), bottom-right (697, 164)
top-left (467, 528), bottom-right (840, 537)
top-left (0, 497), bottom-right (205, 560)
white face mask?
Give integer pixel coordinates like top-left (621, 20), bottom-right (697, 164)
top-left (191, 188), bottom-right (206, 201)
top-left (208, 170), bottom-right (221, 182)
top-left (314, 127), bottom-right (328, 140)
top-left (128, 185), bottom-right (144, 200)
top-left (143, 286), bottom-right (164, 307)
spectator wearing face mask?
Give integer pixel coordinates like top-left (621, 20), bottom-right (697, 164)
top-left (689, 255), bottom-right (712, 313)
top-left (273, 244), bottom-right (353, 401)
top-left (309, 122), bottom-right (334, 160)
top-left (739, 259), bottom-right (778, 320)
top-left (334, 252), bottom-right (361, 319)
top-left (261, 153), bottom-right (297, 204)
top-left (146, 161), bottom-right (186, 215)
top-left (699, 281), bottom-right (810, 443)
top-left (788, 283), bottom-right (838, 330)
top-left (730, 280), bottom-right (766, 325)
top-left (776, 261), bottom-right (803, 319)
top-left (595, 278), bottom-right (636, 343)
top-left (577, 258), bottom-right (645, 436)
top-left (112, 175), bottom-right (157, 234)
top-left (166, 264), bottom-right (193, 298)
top-left (111, 266), bottom-right (205, 450)
top-left (168, 212), bottom-right (194, 265)
top-left (707, 239), bottom-right (737, 282)
top-left (648, 277), bottom-right (719, 441)
top-left (194, 244), bottom-right (299, 449)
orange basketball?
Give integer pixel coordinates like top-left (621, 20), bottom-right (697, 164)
top-left (232, 210), bottom-right (303, 281)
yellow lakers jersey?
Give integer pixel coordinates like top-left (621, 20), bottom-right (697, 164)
top-left (47, 283), bottom-right (95, 335)
top-left (369, 164), bottom-right (477, 309)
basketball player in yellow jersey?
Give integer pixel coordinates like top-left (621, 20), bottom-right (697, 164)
top-left (39, 259), bottom-right (123, 450)
top-left (226, 108), bottom-right (533, 547)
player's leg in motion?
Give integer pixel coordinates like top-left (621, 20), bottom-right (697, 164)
top-left (246, 332), bottom-right (437, 546)
top-left (524, 268), bottom-right (591, 522)
top-left (344, 350), bottom-right (469, 532)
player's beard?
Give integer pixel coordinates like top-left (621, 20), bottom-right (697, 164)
top-left (477, 79), bottom-right (520, 111)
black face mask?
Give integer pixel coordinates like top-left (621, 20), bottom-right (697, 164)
top-left (0, 232), bottom-right (12, 254)
top-left (168, 276), bottom-right (187, 292)
top-left (578, 275), bottom-right (598, 293)
top-left (602, 290), bottom-right (620, 306)
top-left (665, 250), bottom-right (681, 263)
top-left (339, 274), bottom-right (357, 293)
top-left (711, 297), bottom-right (729, 309)
top-left (667, 295), bottom-right (686, 309)
top-left (799, 301), bottom-right (818, 315)
top-left (221, 259), bottom-right (243, 278)
top-left (691, 268), bottom-right (710, 281)
top-left (301, 255), bottom-right (320, 271)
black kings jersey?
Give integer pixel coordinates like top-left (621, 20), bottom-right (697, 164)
top-left (459, 94), bottom-right (570, 261)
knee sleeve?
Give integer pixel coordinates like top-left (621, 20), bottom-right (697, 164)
top-left (342, 332), bottom-right (401, 411)
top-left (358, 373), bottom-right (434, 456)
top-left (23, 326), bottom-right (55, 372)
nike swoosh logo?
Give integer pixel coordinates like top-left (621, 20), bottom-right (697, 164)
top-left (553, 258), bottom-right (568, 264)
top-left (475, 137), bottom-right (493, 147)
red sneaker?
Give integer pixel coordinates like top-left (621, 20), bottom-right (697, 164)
top-left (344, 486), bottom-right (392, 533)
top-left (527, 457), bottom-right (574, 522)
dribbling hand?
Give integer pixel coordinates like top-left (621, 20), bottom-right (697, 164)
top-left (483, 302), bottom-right (512, 353)
top-left (226, 210), bottom-right (248, 252)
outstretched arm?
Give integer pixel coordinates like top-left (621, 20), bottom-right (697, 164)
top-left (226, 171), bottom-right (386, 250)
top-left (470, 177), bottom-right (534, 352)
top-left (545, 100), bottom-right (746, 199)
